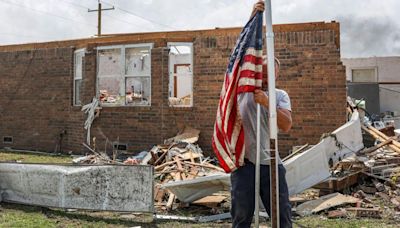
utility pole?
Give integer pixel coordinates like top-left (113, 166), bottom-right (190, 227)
top-left (88, 0), bottom-right (114, 36)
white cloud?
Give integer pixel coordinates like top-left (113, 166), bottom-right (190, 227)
top-left (0, 0), bottom-right (399, 57)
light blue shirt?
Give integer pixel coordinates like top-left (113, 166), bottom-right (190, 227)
top-left (238, 89), bottom-right (291, 165)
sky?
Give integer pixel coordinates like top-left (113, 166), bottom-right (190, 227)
top-left (0, 0), bottom-right (399, 58)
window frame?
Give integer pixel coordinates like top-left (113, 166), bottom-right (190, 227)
top-left (73, 48), bottom-right (85, 106)
top-left (351, 67), bottom-right (378, 83)
top-left (96, 43), bottom-right (153, 107)
top-left (167, 42), bottom-right (194, 108)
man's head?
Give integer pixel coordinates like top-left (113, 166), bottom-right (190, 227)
top-left (262, 56), bottom-right (280, 89)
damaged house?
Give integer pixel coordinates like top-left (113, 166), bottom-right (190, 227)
top-left (0, 21), bottom-right (346, 156)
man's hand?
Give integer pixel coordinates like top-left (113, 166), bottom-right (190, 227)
top-left (254, 89), bottom-right (269, 107)
top-left (250, 1), bottom-right (265, 18)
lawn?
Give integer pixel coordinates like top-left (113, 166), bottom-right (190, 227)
top-left (0, 151), bottom-right (72, 164)
top-left (0, 151), bottom-right (398, 227)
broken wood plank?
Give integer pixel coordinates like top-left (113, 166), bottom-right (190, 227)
top-left (296, 193), bottom-right (359, 216)
top-left (192, 195), bottom-right (227, 208)
top-left (346, 207), bottom-right (381, 218)
top-left (155, 161), bottom-right (177, 171)
top-left (166, 193), bottom-right (176, 211)
top-left (174, 157), bottom-right (184, 171)
top-left (376, 192), bottom-right (391, 202)
top-left (360, 138), bottom-right (393, 155)
top-left (313, 172), bottom-right (360, 193)
top-left (289, 196), bottom-right (308, 207)
top-left (187, 166), bottom-right (199, 179)
top-left (327, 209), bottom-right (347, 219)
top-left (181, 151), bottom-right (201, 161)
top-left (153, 149), bottom-right (169, 166)
top-left (189, 151), bottom-right (195, 163)
top-left (183, 161), bottom-right (225, 172)
top-left (150, 151), bottom-right (159, 164)
top-left (369, 125), bottom-right (400, 148)
top-left (362, 125), bottom-right (400, 153)
top-left (154, 186), bottom-right (167, 203)
top-left (364, 125), bottom-right (400, 152)
top-left (283, 144), bottom-right (309, 162)
top-left (361, 171), bottom-right (399, 189)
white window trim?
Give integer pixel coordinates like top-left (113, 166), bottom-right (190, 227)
top-left (351, 67), bottom-right (378, 83)
top-left (73, 48), bottom-right (85, 106)
top-left (167, 42), bottom-right (194, 107)
top-left (96, 43), bottom-right (153, 107)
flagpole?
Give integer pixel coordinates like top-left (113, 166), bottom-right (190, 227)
top-left (255, 103), bottom-right (261, 226)
top-left (264, 0), bottom-right (280, 228)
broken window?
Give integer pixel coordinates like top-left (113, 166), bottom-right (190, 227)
top-left (352, 68), bottom-right (377, 82)
top-left (97, 44), bottom-right (153, 106)
top-left (74, 49), bottom-right (84, 106)
top-left (168, 43), bottom-right (193, 107)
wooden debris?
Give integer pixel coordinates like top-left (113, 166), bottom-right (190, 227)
top-left (360, 138), bottom-right (393, 155)
top-left (372, 179), bottom-right (385, 192)
top-left (327, 209), bottom-right (347, 218)
top-left (296, 193), bottom-right (360, 216)
top-left (294, 103), bottom-right (400, 219)
top-left (183, 161), bottom-right (225, 172)
top-left (133, 126), bottom-right (226, 212)
top-left (359, 185), bottom-right (377, 194)
top-left (192, 195), bottom-right (227, 208)
top-left (289, 196), bottom-right (308, 207)
top-left (283, 144), bottom-right (309, 162)
top-left (376, 192), bottom-right (391, 202)
top-left (362, 125), bottom-right (400, 153)
top-left (166, 192), bottom-right (176, 211)
top-left (346, 207), bottom-right (382, 218)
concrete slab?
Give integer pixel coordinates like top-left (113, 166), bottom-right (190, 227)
top-left (0, 163), bottom-right (154, 212)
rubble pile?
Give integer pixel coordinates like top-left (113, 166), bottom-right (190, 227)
top-left (130, 126), bottom-right (227, 211)
top-left (73, 97), bottom-right (400, 221)
top-left (72, 142), bottom-right (119, 164)
top-left (294, 99), bottom-right (400, 220)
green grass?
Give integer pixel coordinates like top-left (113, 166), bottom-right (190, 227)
top-left (0, 151), bottom-right (72, 164)
top-left (0, 203), bottom-right (398, 228)
top-left (0, 203), bottom-right (138, 228)
top-left (294, 216), bottom-right (398, 228)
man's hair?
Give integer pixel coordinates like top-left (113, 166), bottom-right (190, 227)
top-left (262, 55), bottom-right (280, 68)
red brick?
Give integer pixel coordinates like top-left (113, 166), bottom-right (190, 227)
top-left (0, 22), bottom-right (346, 157)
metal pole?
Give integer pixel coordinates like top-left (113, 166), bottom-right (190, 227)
top-left (88, 1), bottom-right (115, 37)
top-left (264, 0), bottom-right (280, 228)
top-left (98, 2), bottom-right (101, 36)
top-left (254, 103), bottom-right (261, 227)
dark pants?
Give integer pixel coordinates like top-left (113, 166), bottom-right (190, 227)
top-left (231, 161), bottom-right (292, 228)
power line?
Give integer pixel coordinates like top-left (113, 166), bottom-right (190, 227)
top-left (104, 14), bottom-right (149, 30)
top-left (59, 0), bottom-right (89, 10)
top-left (59, 0), bottom-right (148, 30)
top-left (0, 32), bottom-right (56, 39)
top-left (380, 86), bottom-right (400, 94)
top-left (99, 0), bottom-right (177, 30)
top-left (0, 0), bottom-right (97, 29)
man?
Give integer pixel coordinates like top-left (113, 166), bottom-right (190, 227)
top-left (230, 2), bottom-right (293, 227)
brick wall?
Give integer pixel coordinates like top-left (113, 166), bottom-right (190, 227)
top-left (0, 48), bottom-right (74, 152)
top-left (0, 22), bottom-right (346, 157)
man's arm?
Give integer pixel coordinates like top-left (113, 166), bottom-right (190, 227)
top-left (254, 89), bottom-right (293, 133)
top-left (277, 108), bottom-right (292, 133)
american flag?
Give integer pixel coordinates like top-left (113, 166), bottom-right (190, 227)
top-left (212, 12), bottom-right (264, 173)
